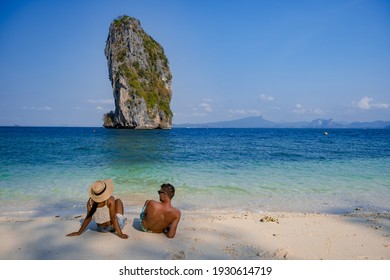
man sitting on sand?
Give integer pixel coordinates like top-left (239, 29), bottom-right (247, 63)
top-left (140, 183), bottom-right (181, 238)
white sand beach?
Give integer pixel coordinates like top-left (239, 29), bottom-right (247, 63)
top-left (0, 210), bottom-right (389, 260)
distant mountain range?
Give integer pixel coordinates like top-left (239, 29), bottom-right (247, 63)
top-left (173, 116), bottom-right (390, 129)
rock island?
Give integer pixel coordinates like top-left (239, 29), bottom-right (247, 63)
top-left (103, 16), bottom-right (172, 129)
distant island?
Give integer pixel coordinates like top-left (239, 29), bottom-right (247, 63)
top-left (173, 116), bottom-right (390, 129)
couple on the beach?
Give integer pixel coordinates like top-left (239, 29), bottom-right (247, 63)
top-left (66, 179), bottom-right (181, 239)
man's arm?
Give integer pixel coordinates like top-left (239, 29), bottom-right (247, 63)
top-left (166, 211), bottom-right (181, 238)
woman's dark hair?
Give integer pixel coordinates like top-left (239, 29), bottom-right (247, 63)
top-left (86, 200), bottom-right (98, 219)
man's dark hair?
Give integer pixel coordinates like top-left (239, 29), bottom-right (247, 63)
top-left (161, 183), bottom-right (175, 199)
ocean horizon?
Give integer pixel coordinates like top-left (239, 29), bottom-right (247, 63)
top-left (0, 126), bottom-right (389, 218)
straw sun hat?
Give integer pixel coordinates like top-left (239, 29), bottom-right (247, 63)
top-left (89, 179), bottom-right (114, 203)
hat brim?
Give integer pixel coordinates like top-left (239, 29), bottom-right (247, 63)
top-left (89, 179), bottom-right (114, 203)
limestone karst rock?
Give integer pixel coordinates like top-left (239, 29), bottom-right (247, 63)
top-left (103, 16), bottom-right (172, 129)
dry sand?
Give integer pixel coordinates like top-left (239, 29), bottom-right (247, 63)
top-left (0, 210), bottom-right (389, 260)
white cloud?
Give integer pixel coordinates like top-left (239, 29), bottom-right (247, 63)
top-left (22, 106), bottom-right (52, 111)
top-left (247, 109), bottom-right (262, 115)
top-left (292, 104), bottom-right (326, 115)
top-left (293, 104), bottom-right (306, 114)
top-left (357, 97), bottom-right (372, 110)
top-left (229, 109), bottom-right (262, 115)
top-left (83, 99), bottom-right (115, 111)
top-left (200, 102), bottom-right (212, 112)
top-left (192, 98), bottom-right (213, 114)
top-left (373, 103), bottom-right (390, 109)
top-left (87, 99), bottom-right (114, 105)
top-left (191, 107), bottom-right (205, 116)
top-left (313, 108), bottom-right (326, 115)
top-left (356, 96), bottom-right (389, 110)
top-left (229, 109), bottom-right (246, 115)
top-left (260, 94), bottom-right (274, 102)
top-left (192, 112), bottom-right (207, 117)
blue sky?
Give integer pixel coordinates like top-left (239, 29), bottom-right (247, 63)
top-left (0, 0), bottom-right (389, 126)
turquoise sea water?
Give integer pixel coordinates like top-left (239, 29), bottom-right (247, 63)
top-left (0, 127), bottom-right (389, 217)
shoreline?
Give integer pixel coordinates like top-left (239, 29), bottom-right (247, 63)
top-left (2, 188), bottom-right (389, 221)
top-left (1, 210), bottom-right (389, 260)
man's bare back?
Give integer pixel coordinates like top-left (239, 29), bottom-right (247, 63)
top-left (140, 184), bottom-right (181, 238)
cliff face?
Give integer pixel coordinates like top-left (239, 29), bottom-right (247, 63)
top-left (103, 16), bottom-right (172, 129)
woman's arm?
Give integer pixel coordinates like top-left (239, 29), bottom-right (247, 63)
top-left (108, 198), bottom-right (128, 239)
top-left (66, 200), bottom-right (92, 236)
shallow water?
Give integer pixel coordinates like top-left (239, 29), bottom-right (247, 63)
top-left (0, 127), bottom-right (389, 217)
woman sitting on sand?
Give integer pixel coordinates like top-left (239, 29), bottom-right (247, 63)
top-left (66, 179), bottom-right (128, 239)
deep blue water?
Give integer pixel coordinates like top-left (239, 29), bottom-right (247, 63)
top-left (0, 127), bottom-right (389, 217)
